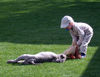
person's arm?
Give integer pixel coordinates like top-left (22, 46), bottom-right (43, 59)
top-left (70, 31), bottom-right (77, 46)
top-left (63, 45), bottom-right (76, 55)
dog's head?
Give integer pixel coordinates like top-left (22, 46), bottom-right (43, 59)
top-left (56, 54), bottom-right (67, 63)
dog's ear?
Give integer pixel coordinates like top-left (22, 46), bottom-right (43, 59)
top-left (60, 54), bottom-right (65, 59)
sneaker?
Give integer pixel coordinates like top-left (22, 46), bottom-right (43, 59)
top-left (81, 53), bottom-right (86, 58)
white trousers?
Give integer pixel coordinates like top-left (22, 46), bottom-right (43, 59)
top-left (79, 34), bottom-right (93, 54)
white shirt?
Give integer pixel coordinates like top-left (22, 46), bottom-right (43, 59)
top-left (70, 22), bottom-right (93, 45)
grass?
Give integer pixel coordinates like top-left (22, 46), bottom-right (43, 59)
top-left (0, 0), bottom-right (100, 77)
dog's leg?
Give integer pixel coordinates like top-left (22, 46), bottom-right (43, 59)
top-left (7, 54), bottom-right (29, 63)
top-left (22, 61), bottom-right (30, 65)
top-left (30, 61), bottom-right (36, 65)
top-left (14, 54), bottom-right (31, 62)
top-left (22, 58), bottom-right (36, 65)
top-left (7, 60), bottom-right (17, 63)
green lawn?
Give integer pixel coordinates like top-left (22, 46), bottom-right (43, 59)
top-left (0, 0), bottom-right (100, 77)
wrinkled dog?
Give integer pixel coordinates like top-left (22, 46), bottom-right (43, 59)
top-left (7, 51), bottom-right (66, 65)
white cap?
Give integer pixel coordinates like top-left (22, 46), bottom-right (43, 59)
top-left (60, 16), bottom-right (74, 28)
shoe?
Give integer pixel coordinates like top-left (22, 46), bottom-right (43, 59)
top-left (81, 53), bottom-right (86, 58)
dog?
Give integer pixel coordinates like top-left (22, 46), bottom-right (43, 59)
top-left (7, 51), bottom-right (67, 65)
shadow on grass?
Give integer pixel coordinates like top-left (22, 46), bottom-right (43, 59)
top-left (81, 47), bottom-right (100, 77)
top-left (0, 1), bottom-right (99, 45)
top-left (7, 61), bottom-right (60, 66)
top-left (7, 63), bottom-right (37, 66)
top-left (0, 1), bottom-right (100, 77)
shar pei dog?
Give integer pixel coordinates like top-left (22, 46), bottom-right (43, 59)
top-left (7, 51), bottom-right (67, 65)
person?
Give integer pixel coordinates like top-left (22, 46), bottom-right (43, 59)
top-left (60, 16), bottom-right (93, 58)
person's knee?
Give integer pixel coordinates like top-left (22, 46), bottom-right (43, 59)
top-left (80, 45), bottom-right (87, 53)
